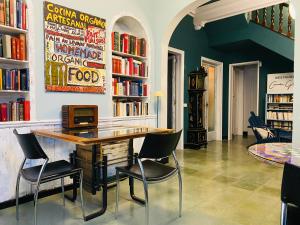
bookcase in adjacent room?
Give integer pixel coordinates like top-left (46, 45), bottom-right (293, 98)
top-left (266, 73), bottom-right (294, 131)
top-left (0, 0), bottom-right (31, 123)
top-left (111, 16), bottom-right (149, 117)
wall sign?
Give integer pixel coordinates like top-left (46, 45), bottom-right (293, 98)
top-left (267, 73), bottom-right (294, 94)
top-left (44, 1), bottom-right (106, 93)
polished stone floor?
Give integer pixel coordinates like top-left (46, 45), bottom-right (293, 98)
top-left (0, 136), bottom-right (283, 225)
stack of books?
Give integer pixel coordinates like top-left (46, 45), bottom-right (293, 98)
top-left (0, 0), bottom-right (28, 29)
top-left (112, 32), bottom-right (146, 57)
top-left (113, 101), bottom-right (148, 117)
top-left (0, 98), bottom-right (30, 121)
top-left (112, 56), bottom-right (147, 77)
top-left (112, 78), bottom-right (148, 96)
top-left (0, 33), bottom-right (26, 60)
top-left (0, 68), bottom-right (29, 90)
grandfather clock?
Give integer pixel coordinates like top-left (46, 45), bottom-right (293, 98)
top-left (185, 67), bottom-right (207, 149)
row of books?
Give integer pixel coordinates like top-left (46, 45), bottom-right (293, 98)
top-left (267, 111), bottom-right (293, 121)
top-left (0, 0), bottom-right (27, 29)
top-left (112, 32), bottom-right (146, 57)
top-left (267, 121), bottom-right (293, 131)
top-left (267, 106), bottom-right (293, 110)
top-left (0, 98), bottom-right (30, 122)
top-left (0, 68), bottom-right (29, 90)
top-left (112, 78), bottom-right (148, 96)
top-left (113, 101), bottom-right (149, 117)
top-left (112, 56), bottom-right (147, 77)
top-left (0, 33), bottom-right (26, 60)
top-left (267, 94), bottom-right (293, 103)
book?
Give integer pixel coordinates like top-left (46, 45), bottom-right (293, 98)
top-left (1, 103), bottom-right (7, 121)
top-left (0, 34), bottom-right (3, 57)
top-left (19, 33), bottom-right (26, 60)
top-left (121, 33), bottom-right (129, 53)
top-left (15, 37), bottom-right (20, 59)
top-left (5, 0), bottom-right (9, 26)
top-left (24, 100), bottom-right (30, 121)
top-left (2, 34), bottom-right (11, 58)
top-left (9, 0), bottom-right (15, 27)
top-left (11, 37), bottom-right (16, 59)
top-left (0, 0), bottom-right (4, 25)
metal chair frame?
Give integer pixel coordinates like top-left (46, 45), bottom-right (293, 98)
top-left (115, 151), bottom-right (182, 225)
top-left (14, 130), bottom-right (85, 225)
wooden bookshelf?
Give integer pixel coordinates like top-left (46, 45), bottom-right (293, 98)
top-left (0, 1), bottom-right (31, 123)
top-left (111, 16), bottom-right (150, 118)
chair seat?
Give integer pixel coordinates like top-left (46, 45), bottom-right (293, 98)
top-left (116, 160), bottom-right (177, 182)
top-left (21, 160), bottom-right (80, 183)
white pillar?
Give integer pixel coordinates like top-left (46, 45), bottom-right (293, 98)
top-left (292, 1), bottom-right (300, 148)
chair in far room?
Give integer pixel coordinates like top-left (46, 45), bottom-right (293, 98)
top-left (248, 111), bottom-right (292, 144)
top-left (13, 129), bottom-right (85, 225)
top-left (281, 162), bottom-right (300, 225)
top-left (115, 130), bottom-right (182, 225)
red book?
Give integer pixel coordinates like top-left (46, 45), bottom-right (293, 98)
top-left (16, 38), bottom-right (20, 60)
top-left (19, 34), bottom-right (26, 60)
top-left (111, 32), bottom-right (114, 51)
top-left (24, 100), bottom-right (30, 121)
top-left (1, 103), bottom-right (7, 121)
top-left (9, 0), bottom-right (14, 27)
top-left (22, 2), bottom-right (26, 30)
top-left (11, 37), bottom-right (16, 59)
top-left (121, 33), bottom-right (129, 53)
top-left (128, 58), bottom-right (133, 75)
top-left (0, 2), bottom-right (5, 25)
top-left (143, 84), bottom-right (148, 96)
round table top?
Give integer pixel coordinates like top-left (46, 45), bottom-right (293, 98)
top-left (248, 142), bottom-right (300, 165)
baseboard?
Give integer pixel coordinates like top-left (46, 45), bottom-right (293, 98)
top-left (0, 184), bottom-right (73, 210)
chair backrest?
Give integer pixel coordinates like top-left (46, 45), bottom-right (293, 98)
top-left (13, 129), bottom-right (48, 160)
top-left (281, 162), bottom-right (300, 207)
top-left (138, 130), bottom-right (182, 159)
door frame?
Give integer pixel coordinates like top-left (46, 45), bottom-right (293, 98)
top-left (168, 47), bottom-right (185, 149)
top-left (228, 61), bottom-right (261, 140)
top-left (201, 57), bottom-right (223, 141)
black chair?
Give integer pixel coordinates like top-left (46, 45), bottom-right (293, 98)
top-left (281, 162), bottom-right (300, 225)
top-left (115, 130), bottom-right (182, 225)
top-left (13, 129), bottom-right (85, 225)
top-left (248, 111), bottom-right (292, 144)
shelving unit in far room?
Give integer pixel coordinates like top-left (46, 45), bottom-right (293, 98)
top-left (0, 1), bottom-right (31, 124)
top-left (111, 16), bottom-right (150, 118)
top-left (265, 73), bottom-right (294, 131)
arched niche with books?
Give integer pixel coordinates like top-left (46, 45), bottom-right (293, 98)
top-left (111, 16), bottom-right (150, 118)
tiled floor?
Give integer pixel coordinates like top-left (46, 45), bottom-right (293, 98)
top-left (0, 136), bottom-right (283, 225)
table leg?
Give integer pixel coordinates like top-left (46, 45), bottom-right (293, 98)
top-left (84, 155), bottom-right (108, 221)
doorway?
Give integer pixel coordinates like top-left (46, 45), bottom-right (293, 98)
top-left (167, 47), bottom-right (185, 149)
top-left (201, 57), bottom-right (223, 141)
top-left (228, 61), bottom-right (260, 140)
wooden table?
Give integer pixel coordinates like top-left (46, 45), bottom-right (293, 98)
top-left (34, 126), bottom-right (172, 221)
top-left (248, 142), bottom-right (300, 166)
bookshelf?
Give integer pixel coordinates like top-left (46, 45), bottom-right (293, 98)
top-left (265, 73), bottom-right (294, 131)
top-left (0, 0), bottom-right (30, 123)
top-left (111, 16), bottom-right (149, 117)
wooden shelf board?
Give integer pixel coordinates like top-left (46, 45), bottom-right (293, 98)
top-left (0, 57), bottom-right (29, 65)
top-left (112, 73), bottom-right (148, 80)
top-left (266, 119), bottom-right (293, 122)
top-left (113, 95), bottom-right (148, 98)
top-left (112, 51), bottom-right (147, 60)
top-left (0, 24), bottom-right (28, 34)
top-left (267, 102), bottom-right (293, 104)
top-left (0, 90), bottom-right (29, 93)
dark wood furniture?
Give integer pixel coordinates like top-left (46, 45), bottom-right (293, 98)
top-left (33, 126), bottom-right (172, 221)
top-left (62, 105), bottom-right (98, 129)
top-left (185, 68), bottom-right (207, 149)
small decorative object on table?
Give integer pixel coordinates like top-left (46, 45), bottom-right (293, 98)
top-left (185, 67), bottom-right (207, 149)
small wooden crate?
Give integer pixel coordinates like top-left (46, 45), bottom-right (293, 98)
top-left (76, 140), bottom-right (129, 193)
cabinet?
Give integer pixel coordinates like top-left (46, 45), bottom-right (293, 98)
top-left (111, 17), bottom-right (149, 117)
top-left (185, 67), bottom-right (207, 149)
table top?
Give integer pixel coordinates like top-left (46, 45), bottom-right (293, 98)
top-left (248, 142), bottom-right (300, 166)
top-left (34, 126), bottom-right (172, 145)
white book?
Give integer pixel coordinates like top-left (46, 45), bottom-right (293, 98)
top-left (2, 34), bottom-right (11, 58)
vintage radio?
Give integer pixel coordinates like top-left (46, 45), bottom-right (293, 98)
top-left (62, 105), bottom-right (98, 129)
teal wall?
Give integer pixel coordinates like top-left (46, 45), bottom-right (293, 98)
top-left (169, 15), bottom-right (294, 140)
